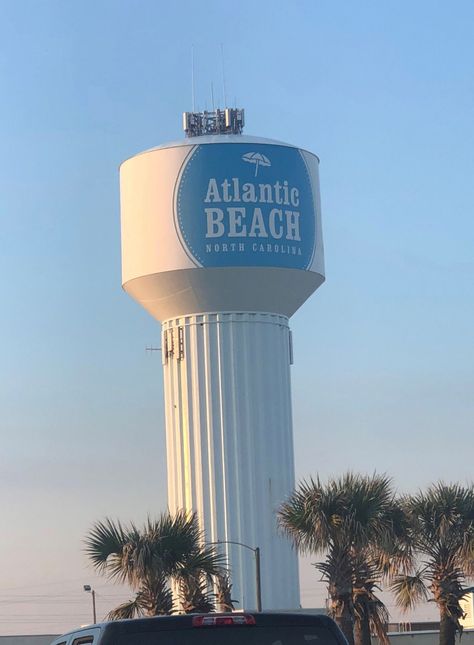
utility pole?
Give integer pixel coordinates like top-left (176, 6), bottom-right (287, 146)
top-left (83, 585), bottom-right (97, 624)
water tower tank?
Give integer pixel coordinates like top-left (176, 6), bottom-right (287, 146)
top-left (120, 109), bottom-right (325, 610)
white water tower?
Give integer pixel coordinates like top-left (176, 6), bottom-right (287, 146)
top-left (120, 108), bottom-right (325, 610)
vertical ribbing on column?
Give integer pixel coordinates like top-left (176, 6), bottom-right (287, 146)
top-left (162, 312), bottom-right (299, 610)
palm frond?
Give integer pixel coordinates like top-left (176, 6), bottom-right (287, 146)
top-left (139, 580), bottom-right (174, 615)
top-left (315, 548), bottom-right (353, 592)
top-left (460, 526), bottom-right (474, 576)
top-left (368, 597), bottom-right (390, 645)
top-left (278, 477), bottom-right (335, 554)
top-left (215, 573), bottom-right (237, 612)
top-left (409, 483), bottom-right (474, 550)
top-left (352, 551), bottom-right (390, 645)
top-left (106, 595), bottom-right (145, 620)
top-left (391, 573), bottom-right (429, 611)
top-left (178, 573), bottom-right (215, 614)
top-left (84, 518), bottom-right (131, 581)
top-left (175, 545), bottom-right (226, 579)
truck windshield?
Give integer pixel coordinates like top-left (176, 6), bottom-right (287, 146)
top-left (113, 624), bottom-right (340, 645)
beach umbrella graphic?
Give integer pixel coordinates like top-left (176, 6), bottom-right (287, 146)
top-left (242, 152), bottom-right (271, 177)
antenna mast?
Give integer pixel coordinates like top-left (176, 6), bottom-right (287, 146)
top-left (191, 45), bottom-right (196, 112)
top-left (221, 43), bottom-right (227, 106)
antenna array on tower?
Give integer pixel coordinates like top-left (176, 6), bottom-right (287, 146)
top-left (183, 108), bottom-right (245, 137)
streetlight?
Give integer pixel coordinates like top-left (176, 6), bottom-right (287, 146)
top-left (83, 585), bottom-right (97, 624)
top-left (211, 540), bottom-right (262, 612)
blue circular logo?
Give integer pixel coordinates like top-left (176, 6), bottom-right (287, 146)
top-left (175, 143), bottom-right (316, 269)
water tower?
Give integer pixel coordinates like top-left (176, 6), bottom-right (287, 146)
top-left (119, 108), bottom-right (325, 610)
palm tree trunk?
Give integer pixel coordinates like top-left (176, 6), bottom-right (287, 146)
top-left (439, 609), bottom-right (457, 645)
top-left (354, 602), bottom-right (371, 645)
top-left (330, 592), bottom-right (355, 645)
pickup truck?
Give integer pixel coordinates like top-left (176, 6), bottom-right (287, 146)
top-left (50, 612), bottom-right (347, 645)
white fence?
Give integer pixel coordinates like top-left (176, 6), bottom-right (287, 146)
top-left (375, 629), bottom-right (474, 645)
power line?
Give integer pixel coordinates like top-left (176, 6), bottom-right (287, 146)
top-left (0, 578), bottom-right (89, 592)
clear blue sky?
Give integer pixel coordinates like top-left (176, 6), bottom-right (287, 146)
top-left (1, 0), bottom-right (473, 634)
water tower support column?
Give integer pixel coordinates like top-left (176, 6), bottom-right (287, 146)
top-left (162, 311), bottom-right (300, 610)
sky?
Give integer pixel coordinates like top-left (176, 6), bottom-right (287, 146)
top-left (1, 0), bottom-right (473, 635)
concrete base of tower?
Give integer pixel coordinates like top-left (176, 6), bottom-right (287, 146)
top-left (161, 311), bottom-right (300, 610)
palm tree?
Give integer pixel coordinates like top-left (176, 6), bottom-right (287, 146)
top-left (278, 473), bottom-right (400, 645)
top-left (391, 483), bottom-right (474, 645)
top-left (85, 510), bottom-right (225, 618)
